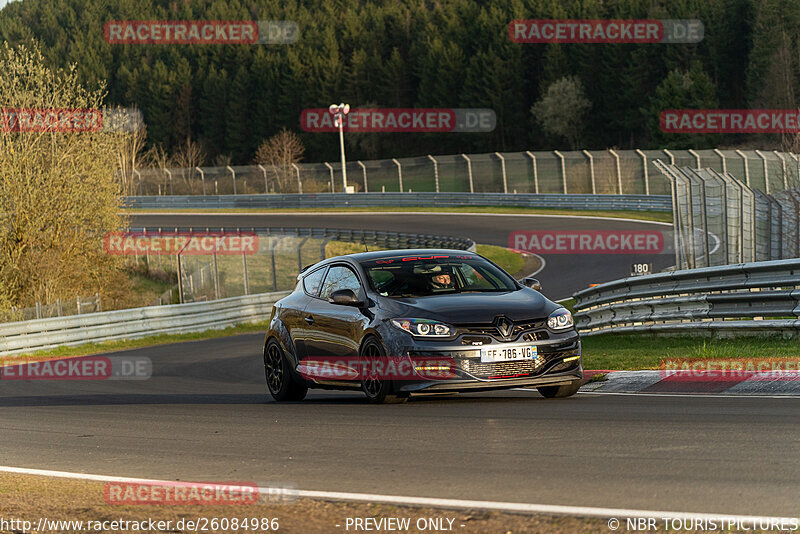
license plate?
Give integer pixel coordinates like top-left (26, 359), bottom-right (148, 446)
top-left (480, 345), bottom-right (538, 363)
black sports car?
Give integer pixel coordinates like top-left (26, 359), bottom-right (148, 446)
top-left (263, 249), bottom-right (582, 403)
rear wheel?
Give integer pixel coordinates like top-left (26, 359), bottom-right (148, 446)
top-left (360, 337), bottom-right (408, 404)
top-left (537, 380), bottom-right (582, 399)
top-left (264, 339), bottom-right (308, 402)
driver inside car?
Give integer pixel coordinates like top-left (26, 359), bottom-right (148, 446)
top-left (430, 272), bottom-right (455, 289)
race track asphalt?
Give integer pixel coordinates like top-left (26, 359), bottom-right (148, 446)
top-left (1, 334), bottom-right (798, 517)
top-left (129, 212), bottom-right (674, 300)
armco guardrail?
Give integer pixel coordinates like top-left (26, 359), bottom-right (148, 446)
top-left (126, 192), bottom-right (671, 212)
top-left (573, 259), bottom-right (800, 337)
top-left (0, 292), bottom-right (289, 356)
top-left (131, 226), bottom-right (476, 252)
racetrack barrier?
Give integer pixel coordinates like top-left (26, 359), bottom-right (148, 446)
top-left (573, 258), bottom-right (800, 337)
top-left (125, 192), bottom-right (672, 212)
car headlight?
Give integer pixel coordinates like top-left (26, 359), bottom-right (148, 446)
top-left (547, 308), bottom-right (574, 331)
top-left (391, 318), bottom-right (454, 338)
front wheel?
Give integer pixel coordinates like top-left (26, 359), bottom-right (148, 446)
top-left (264, 339), bottom-right (308, 402)
top-left (360, 337), bottom-right (408, 404)
top-left (537, 380), bottom-right (581, 398)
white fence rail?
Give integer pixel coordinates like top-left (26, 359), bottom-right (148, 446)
top-left (0, 291), bottom-right (289, 356)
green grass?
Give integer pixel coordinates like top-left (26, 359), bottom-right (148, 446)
top-left (581, 334), bottom-right (800, 370)
top-left (129, 206), bottom-right (672, 223)
top-left (475, 244), bottom-right (525, 274)
top-left (2, 322), bottom-right (270, 363)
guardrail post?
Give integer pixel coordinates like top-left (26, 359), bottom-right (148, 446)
top-left (357, 161), bottom-right (368, 192)
top-left (582, 150), bottom-right (596, 194)
top-left (713, 148), bottom-right (727, 174)
top-left (553, 150), bottom-right (567, 194)
top-left (292, 163), bottom-right (302, 193)
top-left (35, 301), bottom-right (41, 320)
top-left (774, 151), bottom-right (789, 190)
top-left (525, 151), bottom-right (539, 194)
top-left (688, 149), bottom-right (701, 169)
top-left (755, 150), bottom-right (769, 194)
top-left (427, 155), bottom-right (439, 193)
top-left (494, 152), bottom-right (508, 193)
top-left (76, 296), bottom-right (81, 315)
top-left (392, 158), bottom-right (403, 192)
top-left (257, 164), bottom-right (268, 194)
top-left (609, 149), bottom-right (622, 194)
top-left (227, 165), bottom-right (236, 195)
top-left (635, 149), bottom-right (649, 195)
top-left (324, 162), bottom-right (335, 192)
top-left (164, 169), bottom-right (173, 195)
top-left (57, 299), bottom-right (62, 317)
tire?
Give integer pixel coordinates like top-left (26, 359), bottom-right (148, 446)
top-left (537, 380), bottom-right (582, 399)
top-left (360, 336), bottom-right (408, 404)
top-left (264, 339), bottom-right (308, 402)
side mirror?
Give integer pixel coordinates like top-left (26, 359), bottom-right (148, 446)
top-left (521, 277), bottom-right (542, 291)
top-left (328, 288), bottom-right (364, 306)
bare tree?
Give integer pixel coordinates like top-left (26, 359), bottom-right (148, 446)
top-left (171, 138), bottom-right (207, 193)
top-left (254, 128), bottom-right (306, 193)
top-left (114, 107), bottom-right (147, 196)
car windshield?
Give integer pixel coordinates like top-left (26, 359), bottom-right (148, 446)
top-left (360, 254), bottom-right (517, 297)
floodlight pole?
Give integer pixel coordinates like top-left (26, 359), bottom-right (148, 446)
top-left (329, 103), bottom-right (350, 192)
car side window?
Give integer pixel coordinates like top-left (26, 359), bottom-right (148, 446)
top-left (320, 265), bottom-right (362, 300)
top-left (302, 267), bottom-right (327, 296)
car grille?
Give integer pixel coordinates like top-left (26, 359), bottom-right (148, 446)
top-left (459, 319), bottom-right (549, 342)
top-left (461, 358), bottom-right (544, 379)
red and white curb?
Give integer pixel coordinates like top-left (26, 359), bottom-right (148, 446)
top-left (581, 370), bottom-right (800, 395)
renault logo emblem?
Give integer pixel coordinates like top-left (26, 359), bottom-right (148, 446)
top-left (493, 316), bottom-right (513, 338)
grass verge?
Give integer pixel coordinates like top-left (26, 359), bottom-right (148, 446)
top-left (581, 334), bottom-right (800, 371)
top-left (128, 206), bottom-right (672, 224)
top-left (0, 472), bottom-right (612, 534)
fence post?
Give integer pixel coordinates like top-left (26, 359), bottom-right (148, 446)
top-left (427, 155), bottom-right (439, 193)
top-left (635, 149), bottom-right (649, 195)
top-left (76, 295), bottom-right (81, 315)
top-left (392, 158), bottom-right (403, 192)
top-left (297, 237), bottom-right (309, 272)
top-left (735, 149), bottom-right (751, 187)
top-left (357, 161), bottom-right (368, 192)
top-left (134, 169), bottom-right (142, 195)
top-left (713, 148), bottom-right (727, 173)
top-left (242, 252), bottom-right (249, 295)
top-left (291, 163), bottom-right (302, 193)
top-left (196, 167), bottom-right (206, 195)
top-left (688, 149), bottom-right (701, 169)
top-left (164, 169), bottom-right (173, 195)
top-left (96, 293), bottom-right (101, 313)
top-left (663, 149), bottom-right (675, 165)
top-left (773, 151), bottom-right (789, 190)
top-left (227, 165), bottom-right (236, 195)
top-left (324, 162), bottom-right (335, 192)
top-left (35, 301), bottom-right (41, 319)
top-left (257, 164), bottom-right (268, 193)
top-left (582, 150), bottom-right (596, 194)
top-left (525, 151), bottom-right (539, 194)
top-left (553, 150), bottom-right (567, 194)
top-left (755, 150), bottom-right (770, 194)
top-left (461, 154), bottom-right (474, 193)
top-left (212, 252), bottom-right (220, 300)
top-left (57, 298), bottom-right (62, 317)
top-left (609, 149), bottom-right (623, 194)
top-left (494, 152), bottom-right (508, 193)
top-left (177, 253), bottom-right (184, 303)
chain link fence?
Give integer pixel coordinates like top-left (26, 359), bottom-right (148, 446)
top-left (129, 149), bottom-right (800, 197)
top-left (655, 161), bottom-right (800, 270)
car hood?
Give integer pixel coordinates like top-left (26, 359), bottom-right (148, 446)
top-left (376, 288), bottom-right (559, 324)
